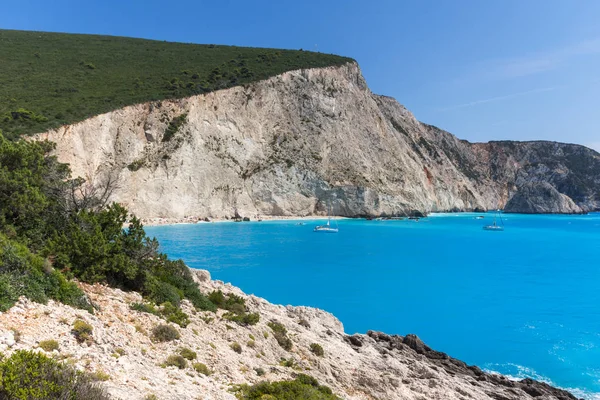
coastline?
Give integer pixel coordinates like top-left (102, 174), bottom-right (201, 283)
top-left (140, 215), bottom-right (349, 227)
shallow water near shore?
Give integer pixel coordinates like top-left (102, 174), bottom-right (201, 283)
top-left (146, 213), bottom-right (600, 399)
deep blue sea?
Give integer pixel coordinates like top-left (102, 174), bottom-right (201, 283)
top-left (146, 213), bottom-right (600, 399)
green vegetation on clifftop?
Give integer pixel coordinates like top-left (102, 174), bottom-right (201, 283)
top-left (0, 29), bottom-right (353, 138)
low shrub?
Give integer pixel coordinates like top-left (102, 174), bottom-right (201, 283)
top-left (223, 311), bottom-right (260, 326)
top-left (234, 373), bottom-right (339, 400)
top-left (208, 289), bottom-right (246, 315)
top-left (230, 342), bottom-right (242, 354)
top-left (38, 339), bottom-right (59, 352)
top-left (299, 319), bottom-right (311, 328)
top-left (162, 113), bottom-right (187, 142)
top-left (193, 362), bottom-right (212, 375)
top-left (254, 367), bottom-right (265, 376)
top-left (130, 302), bottom-right (158, 315)
top-left (151, 324), bottom-right (180, 342)
top-left (163, 354), bottom-right (187, 369)
top-left (267, 321), bottom-right (292, 351)
top-left (179, 347), bottom-right (197, 360)
top-left (0, 350), bottom-right (110, 399)
top-left (72, 319), bottom-right (93, 343)
top-left (160, 301), bottom-right (190, 327)
top-left (279, 358), bottom-right (297, 368)
top-left (310, 343), bottom-right (324, 357)
top-left (247, 340), bottom-right (256, 348)
top-left (91, 370), bottom-right (111, 381)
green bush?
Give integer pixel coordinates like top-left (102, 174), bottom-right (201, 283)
top-left (193, 362), bottom-right (212, 375)
top-left (162, 113), bottom-right (187, 142)
top-left (160, 301), bottom-right (190, 327)
top-left (38, 339), bottom-right (59, 352)
top-left (234, 374), bottom-right (339, 400)
top-left (72, 319), bottom-right (93, 343)
top-left (279, 358), bottom-right (297, 368)
top-left (145, 279), bottom-right (182, 307)
top-left (207, 289), bottom-right (226, 307)
top-left (254, 367), bottom-right (265, 376)
top-left (130, 302), bottom-right (158, 315)
top-left (0, 233), bottom-right (91, 313)
top-left (0, 350), bottom-right (110, 400)
top-left (151, 324), bottom-right (180, 342)
top-left (179, 347), bottom-right (197, 360)
top-left (230, 342), bottom-right (242, 354)
top-left (267, 321), bottom-right (292, 351)
top-left (0, 133), bottom-right (217, 335)
top-left (208, 290), bottom-right (246, 313)
top-left (310, 343), bottom-right (324, 357)
top-left (223, 311), bottom-right (260, 326)
top-left (163, 354), bottom-right (187, 369)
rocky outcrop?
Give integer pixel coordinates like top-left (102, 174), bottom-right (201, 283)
top-left (0, 270), bottom-right (580, 400)
top-left (504, 182), bottom-right (583, 214)
top-left (33, 62), bottom-right (600, 218)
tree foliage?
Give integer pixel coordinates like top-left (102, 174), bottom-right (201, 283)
top-left (0, 132), bottom-right (214, 314)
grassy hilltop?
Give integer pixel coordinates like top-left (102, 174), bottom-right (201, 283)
top-left (0, 29), bottom-right (353, 138)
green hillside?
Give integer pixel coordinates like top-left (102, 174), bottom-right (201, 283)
top-left (0, 30), bottom-right (353, 138)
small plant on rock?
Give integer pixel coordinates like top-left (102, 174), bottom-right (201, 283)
top-left (279, 358), bottom-right (298, 368)
top-left (130, 302), bottom-right (158, 315)
top-left (163, 354), bottom-right (187, 369)
top-left (38, 339), bottom-right (59, 352)
top-left (179, 347), bottom-right (197, 360)
top-left (72, 319), bottom-right (93, 344)
top-left (193, 362), bottom-right (212, 375)
top-left (160, 301), bottom-right (190, 328)
top-left (310, 343), bottom-right (324, 357)
top-left (230, 342), bottom-right (242, 354)
top-left (267, 321), bottom-right (292, 351)
top-left (151, 324), bottom-right (180, 342)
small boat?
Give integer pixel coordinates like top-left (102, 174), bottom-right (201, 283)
top-left (483, 210), bottom-right (504, 231)
top-left (314, 207), bottom-right (338, 233)
top-left (296, 222), bottom-right (305, 226)
top-left (475, 216), bottom-right (485, 220)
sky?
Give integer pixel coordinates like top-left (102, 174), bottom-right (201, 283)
top-left (2, 0), bottom-right (600, 151)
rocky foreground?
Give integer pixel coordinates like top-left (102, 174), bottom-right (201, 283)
top-left (0, 270), bottom-right (579, 400)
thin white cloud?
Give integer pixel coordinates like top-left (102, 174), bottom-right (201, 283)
top-left (438, 86), bottom-right (557, 112)
top-left (438, 78), bottom-right (600, 111)
top-left (467, 37), bottom-right (600, 81)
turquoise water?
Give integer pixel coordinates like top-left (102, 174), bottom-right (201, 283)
top-left (146, 213), bottom-right (600, 399)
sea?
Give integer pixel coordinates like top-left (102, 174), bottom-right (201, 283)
top-left (146, 212), bottom-right (600, 399)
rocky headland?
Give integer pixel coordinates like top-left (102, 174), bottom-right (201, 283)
top-left (0, 270), bottom-right (580, 400)
top-left (34, 62), bottom-right (600, 218)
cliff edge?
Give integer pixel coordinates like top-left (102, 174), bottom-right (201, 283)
top-left (34, 63), bottom-right (600, 217)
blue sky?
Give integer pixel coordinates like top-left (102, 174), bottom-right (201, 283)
top-left (2, 0), bottom-right (600, 151)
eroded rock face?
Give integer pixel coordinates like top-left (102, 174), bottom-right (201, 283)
top-left (33, 63), bottom-right (600, 218)
top-left (504, 182), bottom-right (583, 214)
top-left (0, 270), bottom-right (581, 400)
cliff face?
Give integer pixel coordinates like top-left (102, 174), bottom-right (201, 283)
top-left (0, 270), bottom-right (579, 400)
top-left (504, 182), bottom-right (582, 214)
top-left (34, 62), bottom-right (600, 218)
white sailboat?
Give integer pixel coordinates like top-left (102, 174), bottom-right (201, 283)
top-left (314, 207), bottom-right (339, 233)
top-left (483, 210), bottom-right (504, 231)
